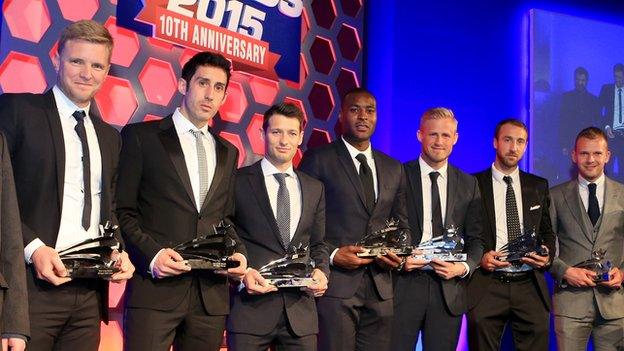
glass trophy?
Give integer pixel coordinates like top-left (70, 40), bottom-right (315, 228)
top-left (412, 225), bottom-right (467, 262)
top-left (496, 227), bottom-right (548, 266)
top-left (258, 245), bottom-right (316, 288)
top-left (573, 249), bottom-right (612, 282)
top-left (356, 218), bottom-right (413, 258)
top-left (58, 221), bottom-right (121, 279)
top-left (175, 221), bottom-right (241, 270)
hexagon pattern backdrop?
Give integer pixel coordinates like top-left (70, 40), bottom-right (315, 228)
top-left (0, 0), bottom-right (363, 350)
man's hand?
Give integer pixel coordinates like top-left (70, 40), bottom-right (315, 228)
top-left (152, 248), bottom-right (191, 279)
top-left (217, 252), bottom-right (247, 280)
top-left (430, 259), bottom-right (466, 280)
top-left (242, 268), bottom-right (277, 295)
top-left (563, 267), bottom-right (596, 287)
top-left (31, 246), bottom-right (71, 286)
top-left (2, 337), bottom-right (26, 351)
top-left (598, 267), bottom-right (623, 289)
top-left (375, 252), bottom-right (402, 270)
top-left (402, 249), bottom-right (429, 272)
top-left (304, 268), bottom-right (328, 297)
top-left (480, 250), bottom-right (511, 272)
top-left (333, 246), bottom-right (373, 270)
top-left (109, 250), bottom-right (135, 283)
top-left (520, 246), bottom-right (550, 269)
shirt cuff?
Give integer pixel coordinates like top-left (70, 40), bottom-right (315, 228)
top-left (24, 238), bottom-right (45, 264)
top-left (459, 262), bottom-right (470, 278)
top-left (2, 333), bottom-right (27, 341)
top-left (149, 249), bottom-right (165, 277)
top-left (329, 248), bottom-right (339, 266)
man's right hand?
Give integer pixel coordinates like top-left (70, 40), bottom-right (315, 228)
top-left (152, 248), bottom-right (191, 279)
top-left (31, 246), bottom-right (71, 286)
top-left (563, 267), bottom-right (597, 287)
top-left (333, 245), bottom-right (373, 270)
top-left (480, 250), bottom-right (511, 272)
top-left (243, 268), bottom-right (277, 295)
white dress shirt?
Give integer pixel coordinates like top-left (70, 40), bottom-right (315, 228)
top-left (578, 173), bottom-right (605, 214)
top-left (24, 85), bottom-right (103, 262)
top-left (261, 158), bottom-right (302, 239)
top-left (419, 157), bottom-right (448, 244)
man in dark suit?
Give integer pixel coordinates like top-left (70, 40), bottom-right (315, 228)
top-left (227, 103), bottom-right (329, 350)
top-left (467, 119), bottom-right (555, 351)
top-left (298, 88), bottom-right (407, 351)
top-left (598, 63), bottom-right (624, 179)
top-left (0, 20), bottom-right (134, 351)
top-left (549, 127), bottom-right (624, 350)
top-left (391, 107), bottom-right (484, 351)
top-left (117, 51), bottom-right (247, 351)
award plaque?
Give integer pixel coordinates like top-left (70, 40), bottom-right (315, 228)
top-left (258, 245), bottom-right (316, 288)
top-left (58, 222), bottom-right (121, 279)
top-left (496, 228), bottom-right (548, 265)
top-left (356, 219), bottom-right (413, 258)
top-left (572, 249), bottom-right (612, 282)
top-left (175, 221), bottom-right (241, 270)
top-left (413, 225), bottom-right (467, 262)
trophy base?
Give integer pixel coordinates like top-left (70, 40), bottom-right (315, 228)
top-left (356, 247), bottom-right (413, 258)
top-left (184, 259), bottom-right (240, 270)
top-left (412, 253), bottom-right (467, 262)
top-left (65, 266), bottom-right (120, 279)
top-left (593, 272), bottom-right (610, 282)
top-left (265, 277), bottom-right (316, 288)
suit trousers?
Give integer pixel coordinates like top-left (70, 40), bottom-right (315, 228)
top-left (124, 277), bottom-right (226, 351)
top-left (391, 270), bottom-right (462, 351)
top-left (317, 268), bottom-right (393, 351)
top-left (554, 300), bottom-right (624, 351)
top-left (28, 279), bottom-right (101, 351)
top-left (467, 273), bottom-right (549, 351)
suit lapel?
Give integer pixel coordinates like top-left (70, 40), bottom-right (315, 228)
top-left (200, 132), bottom-right (228, 213)
top-left (41, 91), bottom-right (66, 213)
top-left (290, 170), bottom-right (311, 247)
top-left (405, 161), bottom-right (424, 243)
top-left (90, 113), bottom-right (111, 223)
top-left (519, 172), bottom-right (535, 231)
top-left (478, 170), bottom-right (497, 244)
top-left (445, 166), bottom-right (458, 228)
top-left (158, 117), bottom-right (196, 207)
top-left (335, 140), bottom-right (370, 214)
top-left (248, 162), bottom-right (286, 250)
top-left (596, 177), bottom-right (620, 242)
top-left (563, 180), bottom-right (594, 243)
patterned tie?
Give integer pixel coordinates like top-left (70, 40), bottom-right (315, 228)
top-left (429, 171), bottom-right (443, 237)
top-left (274, 173), bottom-right (291, 248)
top-left (190, 130), bottom-right (209, 209)
top-left (73, 110), bottom-right (91, 231)
top-left (503, 176), bottom-right (522, 242)
top-left (618, 88), bottom-right (622, 124)
top-left (588, 183), bottom-right (600, 226)
top-left (355, 153), bottom-right (375, 211)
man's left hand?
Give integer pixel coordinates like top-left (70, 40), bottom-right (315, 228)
top-left (520, 246), bottom-right (549, 269)
top-left (599, 267), bottom-right (623, 289)
top-left (217, 252), bottom-right (247, 280)
top-left (2, 337), bottom-right (26, 351)
top-left (304, 269), bottom-right (328, 297)
top-left (430, 259), bottom-right (466, 280)
top-left (110, 250), bottom-right (135, 283)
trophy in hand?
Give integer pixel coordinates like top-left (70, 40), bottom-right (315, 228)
top-left (258, 244), bottom-right (316, 288)
top-left (572, 249), bottom-right (612, 282)
top-left (356, 218), bottom-right (413, 258)
top-left (413, 225), bottom-right (467, 262)
top-left (174, 221), bottom-right (241, 270)
top-left (496, 227), bottom-right (548, 266)
top-left (58, 221), bottom-right (121, 279)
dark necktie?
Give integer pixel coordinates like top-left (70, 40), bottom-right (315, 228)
top-left (429, 171), bottom-right (443, 237)
top-left (73, 110), bottom-right (91, 231)
top-left (503, 176), bottom-right (521, 242)
top-left (588, 183), bottom-right (600, 226)
top-left (274, 173), bottom-right (291, 248)
top-left (618, 88), bottom-right (622, 124)
top-left (355, 153), bottom-right (375, 211)
top-left (190, 130), bottom-right (209, 209)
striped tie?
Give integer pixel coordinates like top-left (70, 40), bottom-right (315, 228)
top-left (190, 130), bottom-right (209, 209)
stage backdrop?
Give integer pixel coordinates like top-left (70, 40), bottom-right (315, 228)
top-left (0, 0), bottom-right (364, 349)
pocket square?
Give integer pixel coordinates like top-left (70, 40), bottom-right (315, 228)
top-left (530, 205), bottom-right (540, 211)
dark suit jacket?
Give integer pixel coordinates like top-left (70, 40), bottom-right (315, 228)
top-left (0, 91), bottom-right (121, 322)
top-left (227, 161), bottom-right (329, 337)
top-left (401, 160), bottom-right (484, 316)
top-left (298, 139), bottom-right (409, 300)
top-left (468, 168), bottom-right (555, 311)
top-left (599, 83), bottom-right (619, 128)
top-left (0, 132), bottom-right (29, 338)
top-left (116, 116), bottom-right (245, 315)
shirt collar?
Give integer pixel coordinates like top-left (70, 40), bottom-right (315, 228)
top-left (491, 163), bottom-right (520, 185)
top-left (578, 173), bottom-right (605, 188)
top-left (172, 108), bottom-right (210, 136)
top-left (261, 158), bottom-right (295, 178)
top-left (52, 85), bottom-right (91, 119)
top-left (418, 156), bottom-right (448, 179)
top-left (341, 136), bottom-right (373, 161)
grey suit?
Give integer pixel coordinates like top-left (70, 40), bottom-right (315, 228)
top-left (549, 177), bottom-right (624, 350)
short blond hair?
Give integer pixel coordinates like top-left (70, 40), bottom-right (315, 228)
top-left (58, 20), bottom-right (113, 62)
top-left (420, 107), bottom-right (458, 128)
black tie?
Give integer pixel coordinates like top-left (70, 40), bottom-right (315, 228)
top-left (503, 176), bottom-right (521, 242)
top-left (355, 154), bottom-right (375, 211)
top-left (588, 183), bottom-right (600, 226)
top-left (274, 173), bottom-right (291, 248)
top-left (73, 110), bottom-right (91, 231)
top-left (429, 171), bottom-right (443, 237)
top-left (618, 88), bottom-right (622, 124)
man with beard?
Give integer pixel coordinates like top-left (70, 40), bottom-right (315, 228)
top-left (298, 88), bottom-right (408, 351)
top-left (467, 119), bottom-right (555, 351)
top-left (549, 127), bottom-right (624, 350)
top-left (391, 107), bottom-right (484, 351)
